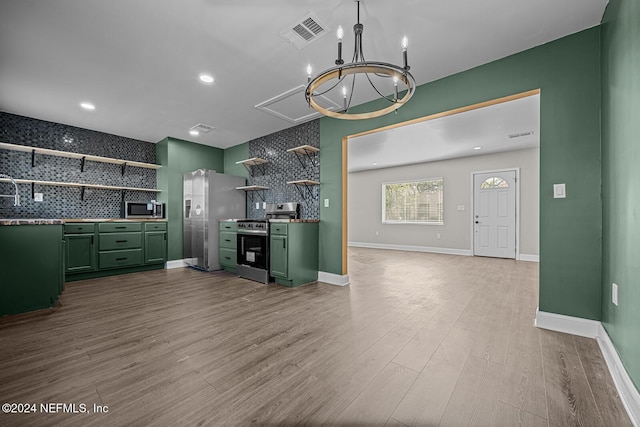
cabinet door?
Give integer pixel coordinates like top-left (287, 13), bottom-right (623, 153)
top-left (270, 235), bottom-right (288, 278)
top-left (65, 234), bottom-right (95, 273)
top-left (145, 231), bottom-right (167, 264)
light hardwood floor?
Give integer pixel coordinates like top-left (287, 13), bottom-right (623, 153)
top-left (0, 247), bottom-right (632, 426)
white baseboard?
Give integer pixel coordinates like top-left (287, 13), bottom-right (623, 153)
top-left (166, 259), bottom-right (188, 269)
top-left (534, 308), bottom-right (600, 338)
top-left (519, 253), bottom-right (539, 262)
top-left (317, 271), bottom-right (350, 286)
top-left (597, 324), bottom-right (640, 427)
top-left (348, 241), bottom-right (472, 257)
top-left (535, 309), bottom-right (639, 426)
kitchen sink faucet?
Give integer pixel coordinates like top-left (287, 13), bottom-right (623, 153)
top-left (0, 174), bottom-right (20, 206)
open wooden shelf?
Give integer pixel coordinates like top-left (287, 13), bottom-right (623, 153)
top-left (287, 145), bottom-right (319, 168)
top-left (0, 177), bottom-right (160, 201)
top-left (287, 180), bottom-right (319, 200)
top-left (235, 157), bottom-right (269, 177)
top-left (0, 142), bottom-right (160, 170)
top-left (236, 185), bottom-right (269, 202)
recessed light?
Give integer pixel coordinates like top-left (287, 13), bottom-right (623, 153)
top-left (199, 74), bottom-right (214, 84)
top-left (474, 146), bottom-right (482, 150)
top-left (189, 129), bottom-right (200, 136)
top-left (80, 102), bottom-right (96, 111)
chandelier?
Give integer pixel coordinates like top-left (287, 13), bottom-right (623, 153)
top-left (304, 1), bottom-right (416, 120)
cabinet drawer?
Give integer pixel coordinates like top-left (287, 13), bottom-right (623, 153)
top-left (99, 249), bottom-right (142, 269)
top-left (98, 222), bottom-right (142, 233)
top-left (220, 231), bottom-right (237, 249)
top-left (219, 221), bottom-right (238, 232)
top-left (270, 223), bottom-right (288, 236)
top-left (144, 222), bottom-right (167, 231)
top-left (219, 248), bottom-right (237, 267)
top-left (64, 223), bottom-right (95, 234)
top-left (99, 232), bottom-right (142, 250)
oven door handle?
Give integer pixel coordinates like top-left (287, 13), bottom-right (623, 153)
top-left (241, 236), bottom-right (244, 254)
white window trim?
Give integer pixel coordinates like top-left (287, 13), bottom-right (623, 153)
top-left (381, 177), bottom-right (444, 225)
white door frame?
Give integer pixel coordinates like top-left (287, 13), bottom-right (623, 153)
top-left (470, 167), bottom-right (520, 260)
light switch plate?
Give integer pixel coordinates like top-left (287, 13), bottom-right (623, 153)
top-left (324, 198), bottom-right (329, 208)
top-left (612, 282), bottom-right (618, 306)
top-left (34, 192), bottom-right (43, 202)
top-left (553, 183), bottom-right (566, 199)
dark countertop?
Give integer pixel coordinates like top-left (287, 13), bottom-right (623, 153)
top-left (64, 218), bottom-right (167, 223)
top-left (0, 218), bottom-right (64, 226)
top-left (1, 218), bottom-right (167, 226)
top-left (268, 219), bottom-right (320, 223)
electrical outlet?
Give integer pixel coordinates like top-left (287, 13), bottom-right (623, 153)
top-left (255, 202), bottom-right (260, 209)
top-left (437, 233), bottom-right (441, 239)
top-left (324, 198), bottom-right (329, 208)
top-left (612, 283), bottom-right (618, 306)
top-left (262, 202), bottom-right (266, 209)
top-left (375, 231), bottom-right (379, 236)
top-left (34, 192), bottom-right (43, 202)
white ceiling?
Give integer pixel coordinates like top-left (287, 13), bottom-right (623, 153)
top-left (0, 1), bottom-right (607, 149)
top-left (348, 94), bottom-right (540, 172)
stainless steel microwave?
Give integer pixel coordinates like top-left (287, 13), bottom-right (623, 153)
top-left (123, 201), bottom-right (164, 219)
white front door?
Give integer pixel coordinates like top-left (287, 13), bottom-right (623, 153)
top-left (473, 170), bottom-right (517, 259)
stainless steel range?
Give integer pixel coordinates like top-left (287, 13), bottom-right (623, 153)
top-left (236, 202), bottom-right (300, 284)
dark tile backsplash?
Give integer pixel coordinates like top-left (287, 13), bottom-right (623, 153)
top-left (0, 112), bottom-right (157, 218)
top-left (246, 120), bottom-right (320, 220)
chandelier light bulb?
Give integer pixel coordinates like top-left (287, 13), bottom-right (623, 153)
top-left (307, 64), bottom-right (313, 83)
top-left (342, 85), bottom-right (347, 111)
top-left (337, 25), bottom-right (344, 41)
top-left (402, 36), bottom-right (408, 50)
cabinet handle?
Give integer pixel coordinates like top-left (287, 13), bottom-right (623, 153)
top-left (90, 236), bottom-right (94, 245)
top-left (283, 238), bottom-right (286, 249)
top-left (225, 256), bottom-right (231, 260)
top-left (116, 240), bottom-right (127, 243)
top-left (116, 257), bottom-right (127, 261)
top-left (115, 226), bottom-right (126, 229)
top-left (225, 239), bottom-right (231, 242)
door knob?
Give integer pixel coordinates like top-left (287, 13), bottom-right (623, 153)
top-left (475, 221), bottom-right (480, 224)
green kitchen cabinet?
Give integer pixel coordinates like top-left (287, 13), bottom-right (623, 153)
top-left (269, 222), bottom-right (319, 287)
top-left (145, 231), bottom-right (167, 264)
top-left (64, 223), bottom-right (96, 273)
top-left (270, 234), bottom-right (288, 278)
top-left (65, 221), bottom-right (167, 281)
top-left (0, 224), bottom-right (63, 316)
top-left (219, 221), bottom-right (238, 272)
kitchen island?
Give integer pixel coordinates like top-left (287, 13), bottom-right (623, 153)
top-left (0, 219), bottom-right (64, 316)
top-left (0, 218), bottom-right (167, 317)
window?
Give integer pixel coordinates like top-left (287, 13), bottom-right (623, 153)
top-left (480, 176), bottom-right (509, 189)
top-left (383, 178), bottom-right (444, 224)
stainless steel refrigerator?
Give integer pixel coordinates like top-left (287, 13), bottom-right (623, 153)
top-left (183, 169), bottom-right (246, 271)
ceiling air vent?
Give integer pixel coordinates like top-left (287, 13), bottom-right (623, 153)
top-left (508, 131), bottom-right (534, 139)
top-left (279, 13), bottom-right (328, 50)
top-left (190, 123), bottom-right (215, 134)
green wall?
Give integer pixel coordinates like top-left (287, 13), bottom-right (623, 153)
top-left (156, 137), bottom-right (224, 260)
top-left (319, 28), bottom-right (603, 320)
top-left (601, 0), bottom-right (640, 390)
top-left (223, 142), bottom-right (250, 178)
